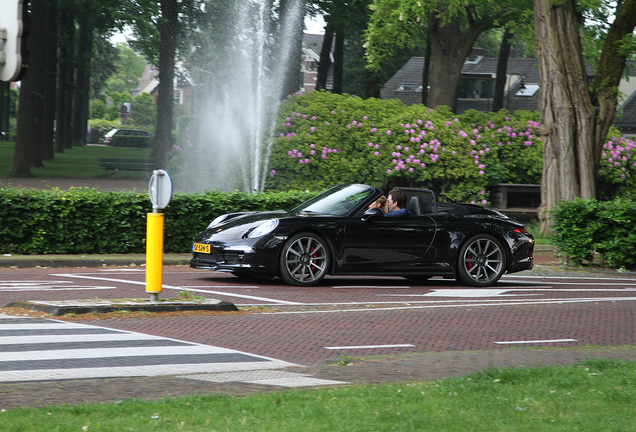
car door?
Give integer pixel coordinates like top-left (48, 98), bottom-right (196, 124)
top-left (337, 214), bottom-right (437, 273)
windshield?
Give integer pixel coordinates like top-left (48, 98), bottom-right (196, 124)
top-left (293, 184), bottom-right (375, 216)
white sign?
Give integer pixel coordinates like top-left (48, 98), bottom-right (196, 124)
top-left (0, 0), bottom-right (28, 82)
top-left (148, 170), bottom-right (173, 211)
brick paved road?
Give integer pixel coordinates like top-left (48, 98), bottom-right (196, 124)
top-left (2, 266), bottom-right (636, 367)
top-left (1, 264), bottom-right (636, 408)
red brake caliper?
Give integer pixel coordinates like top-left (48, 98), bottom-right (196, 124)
top-left (310, 247), bottom-right (316, 271)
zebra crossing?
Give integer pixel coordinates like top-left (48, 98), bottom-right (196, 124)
top-left (0, 315), bottom-right (303, 384)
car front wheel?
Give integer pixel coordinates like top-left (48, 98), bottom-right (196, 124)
top-left (457, 234), bottom-right (506, 287)
top-left (279, 232), bottom-right (330, 286)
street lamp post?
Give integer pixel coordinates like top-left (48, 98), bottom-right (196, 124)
top-left (506, 73), bottom-right (525, 111)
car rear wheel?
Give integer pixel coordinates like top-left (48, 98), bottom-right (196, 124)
top-left (457, 234), bottom-right (506, 287)
top-left (279, 232), bottom-right (329, 286)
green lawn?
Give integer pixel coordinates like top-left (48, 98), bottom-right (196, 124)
top-left (2, 358), bottom-right (634, 431)
top-left (0, 142), bottom-right (152, 179)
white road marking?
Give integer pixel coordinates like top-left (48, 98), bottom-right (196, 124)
top-left (0, 319), bottom-right (296, 384)
top-left (383, 288), bottom-right (636, 298)
top-left (181, 285), bottom-right (261, 290)
top-left (260, 296), bottom-right (636, 314)
top-left (423, 289), bottom-right (538, 297)
top-left (0, 280), bottom-right (116, 292)
top-left (2, 364), bottom-right (292, 383)
top-left (0, 346), bottom-right (244, 362)
top-left (325, 344), bottom-right (415, 350)
top-left (494, 339), bottom-right (577, 345)
top-left (331, 286), bottom-right (412, 289)
top-left (54, 273), bottom-right (303, 305)
top-left (181, 371), bottom-right (346, 387)
top-left (0, 281), bottom-right (68, 286)
top-left (98, 269), bottom-right (146, 272)
top-left (503, 275), bottom-right (636, 282)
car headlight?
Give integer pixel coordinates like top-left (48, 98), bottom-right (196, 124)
top-left (247, 219), bottom-right (278, 238)
top-left (207, 214), bottom-right (229, 229)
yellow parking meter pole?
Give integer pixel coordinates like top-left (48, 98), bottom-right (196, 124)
top-left (146, 212), bottom-right (164, 301)
top-left (146, 170), bottom-right (173, 303)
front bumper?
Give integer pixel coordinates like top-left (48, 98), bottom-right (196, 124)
top-left (189, 239), bottom-right (282, 275)
top-left (190, 249), bottom-right (255, 272)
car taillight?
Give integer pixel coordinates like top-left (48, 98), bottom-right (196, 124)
top-left (514, 227), bottom-right (529, 234)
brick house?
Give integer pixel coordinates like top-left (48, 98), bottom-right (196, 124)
top-left (381, 53), bottom-right (636, 139)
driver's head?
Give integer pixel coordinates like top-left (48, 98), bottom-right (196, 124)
top-left (388, 188), bottom-right (406, 210)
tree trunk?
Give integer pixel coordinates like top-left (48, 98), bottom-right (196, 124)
top-left (72, 19), bottom-right (92, 147)
top-left (0, 82), bottom-right (9, 138)
top-left (421, 38), bottom-right (431, 106)
top-left (316, 26), bottom-right (333, 91)
top-left (332, 31), bottom-right (344, 94)
top-left (279, 0), bottom-right (304, 98)
top-left (534, 0), bottom-right (595, 235)
top-left (427, 10), bottom-right (494, 112)
top-left (364, 69), bottom-right (382, 98)
top-left (56, 6), bottom-right (74, 152)
top-left (154, 0), bottom-right (179, 168)
top-left (492, 28), bottom-right (513, 112)
top-left (40, 0), bottom-right (57, 160)
top-left (10, 0), bottom-right (48, 176)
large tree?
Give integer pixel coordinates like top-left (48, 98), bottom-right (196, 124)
top-left (534, 0), bottom-right (636, 233)
top-left (365, 0), bottom-right (532, 111)
top-left (10, 0), bottom-right (49, 176)
top-left (128, 0), bottom-right (204, 168)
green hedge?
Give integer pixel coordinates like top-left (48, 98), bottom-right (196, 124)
top-left (551, 198), bottom-right (636, 269)
top-left (0, 188), bottom-right (315, 255)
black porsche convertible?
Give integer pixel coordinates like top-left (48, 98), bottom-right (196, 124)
top-left (190, 184), bottom-right (534, 287)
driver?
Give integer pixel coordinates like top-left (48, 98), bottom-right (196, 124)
top-left (385, 188), bottom-right (411, 217)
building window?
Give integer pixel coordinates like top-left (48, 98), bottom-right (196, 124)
top-left (397, 83), bottom-right (422, 92)
top-left (457, 78), bottom-right (494, 99)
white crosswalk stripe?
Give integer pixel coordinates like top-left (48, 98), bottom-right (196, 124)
top-left (0, 316), bottom-right (296, 384)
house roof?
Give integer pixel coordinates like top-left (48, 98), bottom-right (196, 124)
top-left (381, 56), bottom-right (636, 128)
top-left (615, 84), bottom-right (636, 130)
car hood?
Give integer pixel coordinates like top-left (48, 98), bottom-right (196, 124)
top-left (194, 209), bottom-right (334, 243)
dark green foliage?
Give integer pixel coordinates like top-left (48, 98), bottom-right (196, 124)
top-left (551, 198), bottom-right (636, 269)
top-left (0, 188), bottom-right (315, 255)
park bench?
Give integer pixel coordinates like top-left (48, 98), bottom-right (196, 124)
top-left (98, 158), bottom-right (158, 177)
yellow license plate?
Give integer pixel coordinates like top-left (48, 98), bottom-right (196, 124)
top-left (193, 243), bottom-right (211, 254)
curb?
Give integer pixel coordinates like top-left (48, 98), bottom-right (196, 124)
top-left (0, 254), bottom-right (192, 268)
top-left (7, 299), bottom-right (239, 316)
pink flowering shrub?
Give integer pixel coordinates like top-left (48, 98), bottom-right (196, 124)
top-left (598, 136), bottom-right (636, 199)
top-left (269, 91), bottom-right (633, 204)
top-left (266, 92), bottom-right (547, 204)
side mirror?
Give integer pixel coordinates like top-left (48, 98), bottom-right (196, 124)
top-left (361, 207), bottom-right (384, 222)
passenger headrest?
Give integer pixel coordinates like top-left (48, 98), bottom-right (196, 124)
top-left (407, 196), bottom-right (423, 216)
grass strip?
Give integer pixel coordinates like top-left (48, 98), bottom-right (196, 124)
top-left (0, 142), bottom-right (152, 179)
top-left (1, 358), bottom-right (634, 431)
